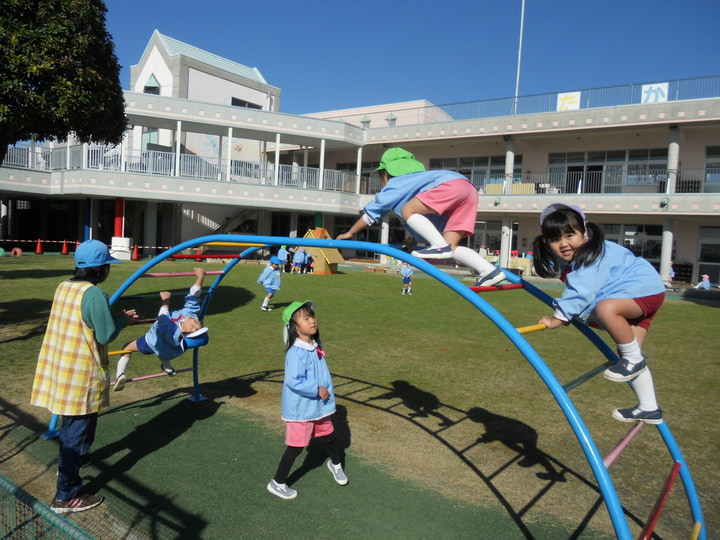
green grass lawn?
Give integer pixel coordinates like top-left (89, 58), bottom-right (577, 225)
top-left (0, 254), bottom-right (717, 539)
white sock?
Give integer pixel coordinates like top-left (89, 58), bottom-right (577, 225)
top-left (617, 339), bottom-right (643, 364)
top-left (452, 246), bottom-right (499, 277)
top-left (262, 297), bottom-right (270, 308)
top-left (116, 354), bottom-right (131, 378)
top-left (405, 214), bottom-right (447, 249)
top-left (630, 368), bottom-right (659, 411)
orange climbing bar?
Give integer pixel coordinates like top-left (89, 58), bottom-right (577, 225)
top-left (515, 323), bottom-right (547, 335)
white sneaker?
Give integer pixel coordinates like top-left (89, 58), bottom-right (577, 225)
top-left (327, 460), bottom-right (348, 486)
top-left (267, 480), bottom-right (297, 499)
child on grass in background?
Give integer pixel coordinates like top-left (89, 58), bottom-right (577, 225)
top-left (114, 267), bottom-right (208, 391)
top-left (267, 301), bottom-right (348, 499)
top-left (257, 256), bottom-right (282, 311)
top-left (400, 261), bottom-right (414, 295)
top-left (336, 147), bottom-right (505, 287)
top-left (532, 203), bottom-right (666, 424)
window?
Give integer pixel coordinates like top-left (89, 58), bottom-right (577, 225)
top-left (231, 97), bottom-right (262, 110)
top-left (602, 223), bottom-right (664, 262)
top-left (429, 155), bottom-right (522, 189)
top-left (705, 146), bottom-right (720, 193)
top-left (698, 227), bottom-right (720, 283)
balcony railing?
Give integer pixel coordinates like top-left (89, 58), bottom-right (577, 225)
top-left (318, 74), bottom-right (720, 126)
top-left (2, 144), bottom-right (368, 195)
top-left (3, 143), bottom-right (718, 196)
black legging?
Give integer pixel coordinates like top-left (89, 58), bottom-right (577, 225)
top-left (273, 434), bottom-right (342, 484)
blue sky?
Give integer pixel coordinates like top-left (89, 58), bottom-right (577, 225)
top-left (105, 0), bottom-right (719, 115)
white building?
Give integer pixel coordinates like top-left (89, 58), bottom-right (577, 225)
top-left (1, 32), bottom-right (719, 284)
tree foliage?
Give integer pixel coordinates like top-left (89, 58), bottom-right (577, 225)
top-left (0, 0), bottom-right (127, 162)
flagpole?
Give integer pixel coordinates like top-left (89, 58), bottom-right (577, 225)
top-left (512, 0), bottom-right (526, 115)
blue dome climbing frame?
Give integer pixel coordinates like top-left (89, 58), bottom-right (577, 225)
top-left (43, 234), bottom-right (705, 539)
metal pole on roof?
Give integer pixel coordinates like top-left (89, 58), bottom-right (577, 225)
top-left (512, 0), bottom-right (526, 115)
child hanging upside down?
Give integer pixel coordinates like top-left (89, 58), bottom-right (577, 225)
top-left (114, 267), bottom-right (209, 391)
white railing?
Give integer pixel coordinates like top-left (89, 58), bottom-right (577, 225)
top-left (3, 143), bottom-right (717, 195)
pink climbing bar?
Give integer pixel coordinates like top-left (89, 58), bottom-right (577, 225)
top-left (141, 270), bottom-right (224, 277)
top-left (603, 421), bottom-right (645, 468)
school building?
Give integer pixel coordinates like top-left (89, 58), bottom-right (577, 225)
top-left (1, 30), bottom-right (719, 284)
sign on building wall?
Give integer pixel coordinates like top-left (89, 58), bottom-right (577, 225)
top-left (641, 82), bottom-right (669, 104)
top-left (557, 91), bottom-right (581, 111)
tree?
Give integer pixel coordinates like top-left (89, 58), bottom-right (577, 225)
top-left (0, 0), bottom-right (127, 164)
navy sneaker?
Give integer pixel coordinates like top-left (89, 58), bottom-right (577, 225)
top-left (411, 245), bottom-right (453, 259)
top-left (113, 373), bottom-right (126, 392)
top-left (474, 268), bottom-right (506, 287)
top-left (612, 406), bottom-right (663, 424)
top-left (603, 358), bottom-right (647, 382)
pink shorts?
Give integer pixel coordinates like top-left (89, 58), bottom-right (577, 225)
top-left (630, 292), bottom-right (665, 330)
top-left (285, 417), bottom-right (335, 447)
top-left (416, 179), bottom-right (478, 237)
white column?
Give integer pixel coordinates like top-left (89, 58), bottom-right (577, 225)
top-left (174, 120), bottom-right (182, 177)
top-left (504, 137), bottom-right (515, 194)
top-left (273, 133), bottom-right (281, 186)
top-left (355, 147), bottom-right (363, 195)
top-left (226, 127), bottom-right (233, 182)
top-left (379, 215), bottom-right (390, 264)
top-left (660, 219), bottom-right (674, 282)
top-left (318, 139), bottom-right (326, 190)
top-left (500, 216), bottom-right (513, 268)
top-left (666, 126), bottom-right (680, 194)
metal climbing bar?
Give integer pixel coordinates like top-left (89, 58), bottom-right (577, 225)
top-left (562, 361), bottom-right (614, 393)
top-left (469, 283), bottom-right (524, 292)
top-left (515, 323), bottom-right (546, 335)
top-left (639, 462), bottom-right (681, 540)
top-left (603, 422), bottom-right (645, 468)
top-left (141, 271), bottom-right (225, 278)
top-left (37, 234), bottom-right (705, 539)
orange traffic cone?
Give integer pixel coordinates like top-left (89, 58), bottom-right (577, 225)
top-left (132, 244), bottom-right (139, 261)
top-left (35, 239), bottom-right (44, 254)
top-left (60, 240), bottom-right (69, 255)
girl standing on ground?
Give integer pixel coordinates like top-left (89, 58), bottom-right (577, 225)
top-left (267, 301), bottom-right (348, 499)
top-left (532, 203), bottom-right (666, 424)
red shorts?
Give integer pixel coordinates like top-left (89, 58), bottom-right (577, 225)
top-left (285, 417), bottom-right (334, 447)
top-left (630, 292), bottom-right (665, 330)
top-left (416, 179), bottom-right (478, 237)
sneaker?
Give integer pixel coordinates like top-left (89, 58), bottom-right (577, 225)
top-left (266, 479), bottom-right (297, 499)
top-left (612, 406), bottom-right (663, 425)
top-left (261, 306), bottom-right (273, 311)
top-left (603, 358), bottom-right (647, 382)
top-left (327, 460), bottom-right (348, 486)
top-left (113, 373), bottom-right (126, 392)
top-left (411, 245), bottom-right (453, 259)
top-left (474, 268), bottom-right (506, 287)
top-left (51, 493), bottom-right (104, 514)
top-left (161, 363), bottom-right (176, 377)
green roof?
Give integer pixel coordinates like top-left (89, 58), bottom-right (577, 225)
top-left (155, 30), bottom-right (268, 85)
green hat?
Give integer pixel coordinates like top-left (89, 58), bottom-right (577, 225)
top-left (376, 148), bottom-right (426, 177)
top-left (282, 300), bottom-right (314, 325)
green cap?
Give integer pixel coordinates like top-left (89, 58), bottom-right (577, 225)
top-left (375, 148), bottom-right (426, 177)
top-left (282, 300), bottom-right (314, 325)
